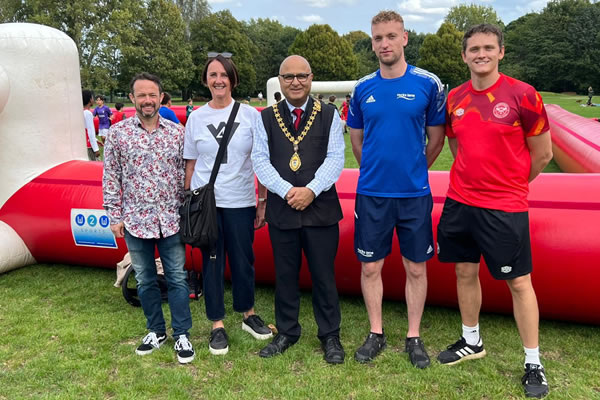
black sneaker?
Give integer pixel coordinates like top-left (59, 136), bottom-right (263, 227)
top-left (135, 332), bottom-right (167, 355)
top-left (438, 337), bottom-right (486, 366)
top-left (242, 315), bottom-right (273, 340)
top-left (174, 335), bottom-right (195, 364)
top-left (175, 335), bottom-right (195, 364)
top-left (322, 336), bottom-right (345, 364)
top-left (354, 333), bottom-right (386, 363)
top-left (405, 337), bottom-right (430, 369)
top-left (209, 327), bottom-right (229, 355)
top-left (522, 363), bottom-right (549, 398)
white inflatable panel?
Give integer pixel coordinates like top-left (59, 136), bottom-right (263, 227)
top-left (0, 23), bottom-right (85, 208)
top-left (0, 221), bottom-right (36, 274)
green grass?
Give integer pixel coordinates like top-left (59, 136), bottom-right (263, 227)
top-left (1, 264), bottom-right (599, 399)
top-left (541, 92), bottom-right (600, 119)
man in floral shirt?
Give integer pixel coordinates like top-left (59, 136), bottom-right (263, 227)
top-left (102, 72), bottom-right (195, 364)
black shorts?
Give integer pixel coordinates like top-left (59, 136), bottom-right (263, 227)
top-left (437, 197), bottom-right (532, 280)
top-left (354, 194), bottom-right (434, 263)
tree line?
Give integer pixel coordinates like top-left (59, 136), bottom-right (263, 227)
top-left (1, 0), bottom-right (598, 98)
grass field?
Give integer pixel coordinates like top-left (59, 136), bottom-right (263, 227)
top-left (1, 265), bottom-right (599, 399)
top-left (3, 92), bottom-right (598, 399)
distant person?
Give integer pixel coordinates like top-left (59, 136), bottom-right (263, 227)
top-left (93, 95), bottom-right (113, 142)
top-left (186, 98), bottom-right (194, 118)
top-left (348, 10), bottom-right (445, 368)
top-left (103, 72), bottom-right (195, 364)
top-left (328, 95), bottom-right (338, 109)
top-left (83, 90), bottom-right (100, 161)
top-left (159, 93), bottom-right (182, 125)
top-left (112, 102), bottom-right (126, 124)
top-left (274, 91), bottom-right (282, 102)
top-left (588, 86), bottom-right (594, 106)
top-left (437, 24), bottom-right (552, 398)
top-left (258, 91), bottom-right (264, 105)
top-left (317, 93), bottom-right (324, 101)
top-left (340, 94), bottom-right (351, 133)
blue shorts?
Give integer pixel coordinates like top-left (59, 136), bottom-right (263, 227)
top-left (354, 194), bottom-right (434, 263)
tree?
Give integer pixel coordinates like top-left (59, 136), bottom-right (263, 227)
top-left (342, 31), bottom-right (377, 78)
top-left (342, 30), bottom-right (369, 49)
top-left (1, 0), bottom-right (142, 94)
top-left (189, 10), bottom-right (258, 97)
top-left (503, 0), bottom-right (600, 92)
top-left (245, 18), bottom-right (300, 93)
top-left (289, 24), bottom-right (358, 81)
top-left (404, 30), bottom-right (426, 65)
top-left (170, 0), bottom-right (211, 38)
top-left (418, 23), bottom-right (468, 88)
top-left (445, 4), bottom-right (504, 32)
top-left (119, 0), bottom-right (193, 92)
top-left (0, 0), bottom-right (28, 22)
top-left (350, 36), bottom-right (378, 78)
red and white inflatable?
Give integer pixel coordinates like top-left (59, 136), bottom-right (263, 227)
top-left (1, 24), bottom-right (599, 325)
top-left (546, 104), bottom-right (600, 172)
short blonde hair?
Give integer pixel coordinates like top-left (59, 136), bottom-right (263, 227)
top-left (371, 10), bottom-right (404, 26)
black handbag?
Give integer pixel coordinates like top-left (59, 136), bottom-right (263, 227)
top-left (179, 101), bottom-right (240, 251)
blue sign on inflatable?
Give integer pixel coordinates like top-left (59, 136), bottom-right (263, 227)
top-left (70, 209), bottom-right (117, 248)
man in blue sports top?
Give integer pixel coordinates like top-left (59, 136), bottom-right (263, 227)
top-left (347, 10), bottom-right (445, 367)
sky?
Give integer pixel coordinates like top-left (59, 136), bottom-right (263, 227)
top-left (207, 0), bottom-right (550, 35)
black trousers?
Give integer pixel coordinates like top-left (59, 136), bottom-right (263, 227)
top-left (268, 223), bottom-right (341, 340)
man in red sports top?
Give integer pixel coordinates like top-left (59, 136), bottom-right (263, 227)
top-left (436, 24), bottom-right (553, 399)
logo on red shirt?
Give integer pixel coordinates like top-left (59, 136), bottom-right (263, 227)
top-left (493, 102), bottom-right (510, 119)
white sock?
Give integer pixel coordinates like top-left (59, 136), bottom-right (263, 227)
top-left (462, 323), bottom-right (480, 346)
top-left (524, 346), bottom-right (542, 367)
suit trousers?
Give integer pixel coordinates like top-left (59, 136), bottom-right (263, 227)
top-left (268, 223), bottom-right (341, 340)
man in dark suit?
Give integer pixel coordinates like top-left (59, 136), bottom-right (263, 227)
top-left (251, 55), bottom-right (346, 364)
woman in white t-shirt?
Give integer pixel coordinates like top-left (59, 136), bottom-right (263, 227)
top-left (183, 53), bottom-right (272, 356)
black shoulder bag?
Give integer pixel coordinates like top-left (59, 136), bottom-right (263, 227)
top-left (180, 101), bottom-right (240, 252)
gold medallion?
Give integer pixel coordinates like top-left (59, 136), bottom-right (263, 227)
top-left (289, 152), bottom-right (301, 171)
top-left (273, 100), bottom-right (322, 171)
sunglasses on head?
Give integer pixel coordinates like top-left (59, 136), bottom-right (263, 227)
top-left (207, 52), bottom-right (232, 58)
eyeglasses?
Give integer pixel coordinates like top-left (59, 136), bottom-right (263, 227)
top-left (207, 52), bottom-right (232, 58)
top-left (279, 73), bottom-right (312, 83)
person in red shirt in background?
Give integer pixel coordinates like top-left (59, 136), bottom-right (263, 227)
top-left (340, 94), bottom-right (350, 133)
top-left (436, 24), bottom-right (552, 398)
top-left (112, 102), bottom-right (126, 124)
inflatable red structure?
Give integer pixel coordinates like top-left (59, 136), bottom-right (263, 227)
top-left (546, 104), bottom-right (600, 172)
top-left (1, 163), bottom-right (599, 325)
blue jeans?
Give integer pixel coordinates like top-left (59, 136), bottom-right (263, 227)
top-left (202, 207), bottom-right (256, 321)
top-left (124, 230), bottom-right (192, 337)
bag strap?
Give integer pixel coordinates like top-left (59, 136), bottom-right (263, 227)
top-left (208, 101), bottom-right (240, 185)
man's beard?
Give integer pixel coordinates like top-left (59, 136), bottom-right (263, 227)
top-left (136, 102), bottom-right (158, 118)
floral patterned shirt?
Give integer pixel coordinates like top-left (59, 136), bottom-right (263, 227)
top-left (102, 114), bottom-right (185, 239)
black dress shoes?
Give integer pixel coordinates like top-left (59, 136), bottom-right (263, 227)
top-left (322, 336), bottom-right (345, 364)
top-left (259, 334), bottom-right (296, 358)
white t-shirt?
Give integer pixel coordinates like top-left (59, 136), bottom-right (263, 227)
top-left (84, 109), bottom-right (98, 152)
top-left (184, 101), bottom-right (259, 208)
